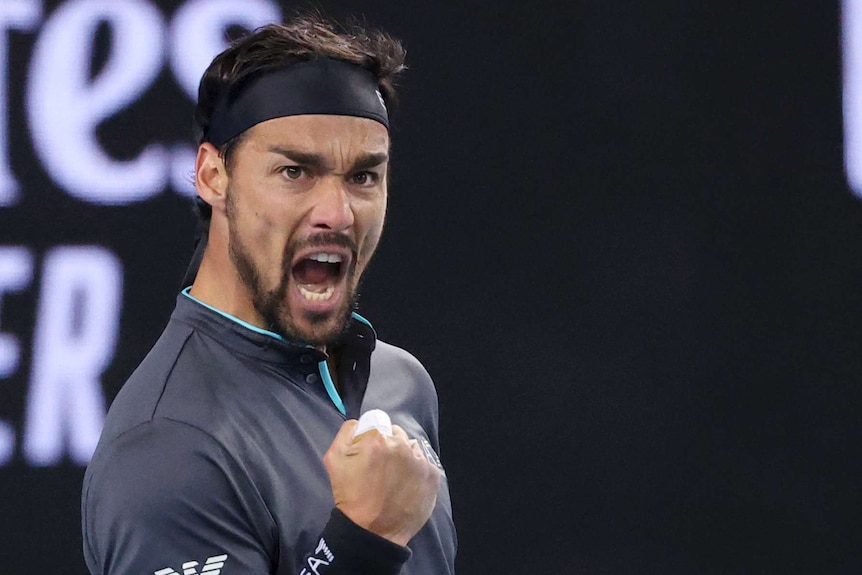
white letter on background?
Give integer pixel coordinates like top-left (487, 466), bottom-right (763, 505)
top-left (844, 0), bottom-right (862, 197)
top-left (23, 246), bottom-right (122, 466)
top-left (0, 1), bottom-right (41, 206)
top-left (27, 0), bottom-right (166, 204)
top-left (0, 246), bottom-right (33, 378)
top-left (0, 246), bottom-right (34, 466)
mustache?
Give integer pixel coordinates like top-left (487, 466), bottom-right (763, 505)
top-left (295, 232), bottom-right (358, 254)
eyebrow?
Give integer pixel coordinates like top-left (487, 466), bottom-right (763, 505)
top-left (267, 146), bottom-right (388, 173)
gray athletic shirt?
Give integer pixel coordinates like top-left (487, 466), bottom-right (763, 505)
top-left (81, 293), bottom-right (456, 575)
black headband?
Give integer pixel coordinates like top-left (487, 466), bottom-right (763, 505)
top-left (205, 57), bottom-right (389, 147)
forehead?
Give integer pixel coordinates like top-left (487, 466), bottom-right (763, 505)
top-left (238, 114), bottom-right (390, 158)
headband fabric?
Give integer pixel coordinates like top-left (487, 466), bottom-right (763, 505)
top-left (205, 57), bottom-right (389, 147)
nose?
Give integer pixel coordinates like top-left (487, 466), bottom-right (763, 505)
top-left (308, 177), bottom-right (354, 232)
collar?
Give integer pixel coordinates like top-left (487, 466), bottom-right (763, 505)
top-left (175, 288), bottom-right (377, 364)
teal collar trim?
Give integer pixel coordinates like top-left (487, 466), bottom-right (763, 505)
top-left (351, 311), bottom-right (373, 328)
top-left (181, 287), bottom-right (285, 341)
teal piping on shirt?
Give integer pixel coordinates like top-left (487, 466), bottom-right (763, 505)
top-left (181, 288), bottom-right (348, 414)
top-left (351, 312), bottom-right (378, 341)
top-left (182, 287), bottom-right (285, 340)
top-left (318, 361), bottom-right (346, 415)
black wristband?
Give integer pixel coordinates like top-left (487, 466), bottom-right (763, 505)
top-left (298, 508), bottom-right (412, 575)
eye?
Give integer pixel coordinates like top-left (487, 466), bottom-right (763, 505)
top-left (280, 166), bottom-right (304, 180)
top-left (351, 171), bottom-right (379, 186)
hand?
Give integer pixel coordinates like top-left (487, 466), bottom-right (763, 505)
top-left (323, 419), bottom-right (441, 547)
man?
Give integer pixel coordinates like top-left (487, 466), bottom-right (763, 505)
top-left (81, 14), bottom-right (456, 575)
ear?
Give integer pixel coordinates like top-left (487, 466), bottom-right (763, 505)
top-left (195, 142), bottom-right (228, 214)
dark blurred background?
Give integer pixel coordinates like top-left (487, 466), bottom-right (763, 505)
top-left (0, 1), bottom-right (859, 573)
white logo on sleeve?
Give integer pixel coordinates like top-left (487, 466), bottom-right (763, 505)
top-left (419, 438), bottom-right (446, 478)
top-left (154, 554), bottom-right (228, 575)
top-left (299, 538), bottom-right (335, 575)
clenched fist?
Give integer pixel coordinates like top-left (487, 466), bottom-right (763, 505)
top-left (323, 419), bottom-right (441, 547)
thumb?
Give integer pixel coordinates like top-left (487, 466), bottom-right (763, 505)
top-left (332, 419), bottom-right (359, 449)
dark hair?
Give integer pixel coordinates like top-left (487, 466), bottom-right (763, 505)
top-left (191, 13), bottom-right (406, 223)
top-left (194, 12), bottom-right (406, 157)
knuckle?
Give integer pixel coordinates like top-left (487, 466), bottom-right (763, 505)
top-left (394, 440), bottom-right (416, 459)
top-left (430, 468), bottom-right (442, 488)
top-left (368, 430), bottom-right (390, 448)
top-left (343, 419), bottom-right (358, 433)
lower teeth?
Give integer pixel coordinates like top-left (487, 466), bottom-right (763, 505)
top-left (299, 285), bottom-right (334, 301)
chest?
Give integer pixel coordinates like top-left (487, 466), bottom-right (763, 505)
top-left (230, 364), bottom-right (438, 565)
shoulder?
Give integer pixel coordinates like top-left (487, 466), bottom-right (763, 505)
top-left (367, 340), bottom-right (442, 439)
top-left (371, 340), bottom-right (440, 408)
top-left (371, 340), bottom-right (435, 388)
top-left (100, 315), bottom-right (257, 445)
top-left (97, 320), bottom-right (196, 442)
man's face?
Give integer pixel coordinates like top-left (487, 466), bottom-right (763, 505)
top-left (223, 114), bottom-right (389, 346)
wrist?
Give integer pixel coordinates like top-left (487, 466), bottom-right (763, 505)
top-left (305, 508), bottom-right (411, 575)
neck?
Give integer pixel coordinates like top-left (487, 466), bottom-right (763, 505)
top-left (189, 244), bottom-right (266, 332)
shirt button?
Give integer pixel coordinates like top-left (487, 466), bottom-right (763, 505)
top-left (305, 373), bottom-right (319, 384)
top-left (300, 354), bottom-right (314, 364)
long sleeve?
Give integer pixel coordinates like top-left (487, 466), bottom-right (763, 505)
top-left (82, 419), bottom-right (276, 574)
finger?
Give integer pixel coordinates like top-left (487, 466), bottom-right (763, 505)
top-left (352, 427), bottom-right (385, 444)
top-left (409, 438), bottom-right (425, 460)
top-left (324, 420), bottom-right (359, 472)
top-left (391, 424), bottom-right (410, 443)
top-left (333, 419), bottom-right (359, 447)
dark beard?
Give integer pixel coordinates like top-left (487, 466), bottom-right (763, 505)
top-left (226, 192), bottom-right (359, 346)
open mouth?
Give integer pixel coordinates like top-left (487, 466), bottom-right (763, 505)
top-left (291, 252), bottom-right (348, 302)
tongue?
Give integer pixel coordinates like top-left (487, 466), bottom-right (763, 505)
top-left (293, 259), bottom-right (336, 285)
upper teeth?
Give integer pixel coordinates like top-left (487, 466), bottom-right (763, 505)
top-left (308, 253), bottom-right (342, 263)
